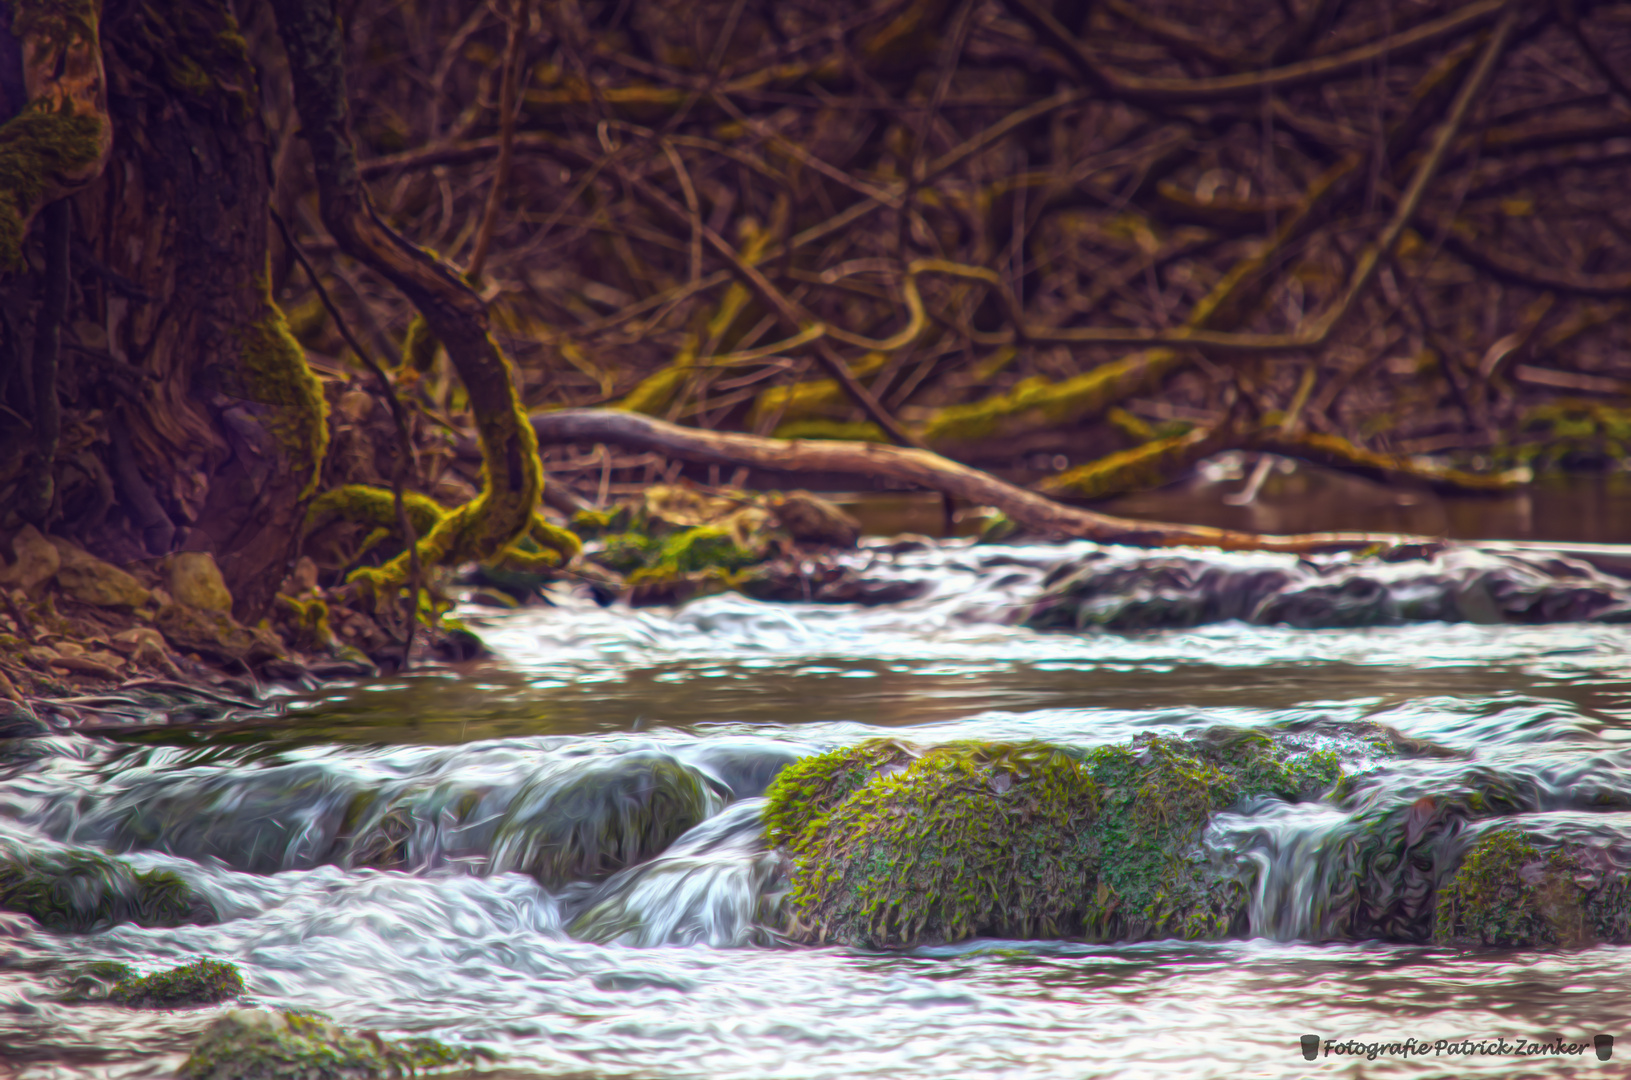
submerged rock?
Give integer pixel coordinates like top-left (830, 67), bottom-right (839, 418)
top-left (0, 845), bottom-right (215, 933)
top-left (489, 750), bottom-right (726, 887)
top-left (178, 1009), bottom-right (482, 1080)
top-left (109, 957), bottom-right (244, 1008)
top-left (568, 800), bottom-right (785, 947)
top-left (767, 732), bottom-right (1347, 948)
top-left (1024, 547), bottom-right (1631, 631)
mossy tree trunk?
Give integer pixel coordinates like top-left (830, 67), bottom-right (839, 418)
top-left (0, 0), bottom-right (328, 622)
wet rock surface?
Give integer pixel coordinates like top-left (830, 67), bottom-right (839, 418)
top-left (177, 1009), bottom-right (482, 1079)
top-left (1023, 547), bottom-right (1631, 631)
top-left (766, 731), bottom-right (1351, 948)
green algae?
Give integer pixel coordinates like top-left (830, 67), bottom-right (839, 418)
top-left (230, 285), bottom-right (331, 500)
top-left (0, 846), bottom-right (215, 932)
top-left (178, 1008), bottom-right (484, 1080)
top-left (110, 957), bottom-right (244, 1008)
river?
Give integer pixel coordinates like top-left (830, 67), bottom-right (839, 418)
top-left (4, 537), bottom-right (1631, 1078)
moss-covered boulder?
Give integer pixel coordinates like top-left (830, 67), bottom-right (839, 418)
top-left (178, 1009), bottom-right (481, 1079)
top-left (1309, 767), bottom-right (1543, 943)
top-left (1084, 732), bottom-right (1344, 941)
top-left (1433, 828), bottom-right (1631, 948)
top-left (109, 958), bottom-right (244, 1008)
top-left (0, 845), bottom-right (215, 932)
top-left (488, 751), bottom-right (725, 887)
top-left (783, 742), bottom-right (1101, 946)
top-left (768, 731), bottom-right (1348, 948)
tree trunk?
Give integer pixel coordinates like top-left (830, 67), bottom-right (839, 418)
top-left (61, 0), bottom-right (327, 620)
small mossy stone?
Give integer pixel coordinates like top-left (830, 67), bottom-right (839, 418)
top-left (1434, 829), bottom-right (1590, 948)
top-left (178, 1008), bottom-right (483, 1080)
top-left (49, 539), bottom-right (151, 608)
top-left (168, 552), bottom-right (234, 614)
top-left (0, 846), bottom-right (215, 932)
top-left (110, 957), bottom-right (244, 1008)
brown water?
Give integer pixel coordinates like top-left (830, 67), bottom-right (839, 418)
top-left (837, 460), bottom-right (1631, 543)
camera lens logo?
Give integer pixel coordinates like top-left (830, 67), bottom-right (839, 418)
top-left (1300, 1035), bottom-right (1320, 1061)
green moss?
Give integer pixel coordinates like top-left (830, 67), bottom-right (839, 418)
top-left (919, 350), bottom-right (1184, 446)
top-left (594, 531), bottom-right (661, 574)
top-left (654, 524), bottom-right (761, 574)
top-left (570, 508), bottom-right (616, 537)
top-left (273, 595), bottom-right (334, 652)
top-left (178, 1008), bottom-right (484, 1080)
top-left (303, 485), bottom-right (448, 545)
top-left (0, 847), bottom-right (214, 932)
top-left (771, 418), bottom-right (888, 443)
top-left (111, 958), bottom-right (244, 1009)
top-left (762, 739), bottom-right (919, 852)
top-left (402, 315), bottom-right (440, 373)
top-left (1038, 430), bottom-right (1214, 499)
top-left (0, 103), bottom-right (105, 270)
top-left (783, 741), bottom-right (1101, 946)
top-left (230, 279), bottom-right (331, 499)
top-left (1434, 829), bottom-right (1586, 948)
top-left (1504, 401), bottom-right (1631, 472)
top-left (748, 352), bottom-right (890, 430)
top-left (770, 731), bottom-right (1347, 947)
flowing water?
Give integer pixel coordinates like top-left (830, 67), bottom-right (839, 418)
top-left (5, 538), bottom-right (1631, 1078)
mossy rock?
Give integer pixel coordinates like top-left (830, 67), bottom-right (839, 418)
top-left (178, 1008), bottom-right (482, 1079)
top-left (1082, 732), bottom-right (1344, 941)
top-left (762, 739), bottom-right (919, 853)
top-left (110, 957), bottom-right (244, 1008)
top-left (1311, 768), bottom-right (1543, 943)
top-left (782, 742), bottom-right (1101, 946)
top-left (489, 751), bottom-right (725, 887)
top-left (0, 846), bottom-right (215, 932)
top-left (1433, 827), bottom-right (1631, 948)
top-left (770, 731), bottom-right (1348, 948)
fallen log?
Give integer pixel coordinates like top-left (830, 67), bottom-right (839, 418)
top-left (531, 409), bottom-right (1429, 555)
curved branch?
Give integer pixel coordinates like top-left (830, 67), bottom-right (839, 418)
top-left (270, 0), bottom-right (545, 581)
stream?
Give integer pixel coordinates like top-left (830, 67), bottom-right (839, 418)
top-left (4, 537), bottom-right (1631, 1078)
